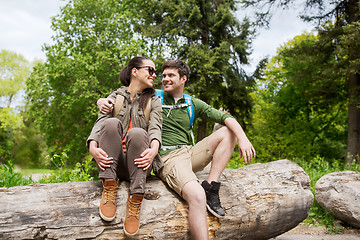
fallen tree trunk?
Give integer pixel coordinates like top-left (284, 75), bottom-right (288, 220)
top-left (0, 159), bottom-right (313, 239)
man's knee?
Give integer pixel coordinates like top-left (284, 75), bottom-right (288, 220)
top-left (220, 126), bottom-right (236, 140)
top-left (210, 126), bottom-right (237, 147)
top-left (182, 181), bottom-right (206, 206)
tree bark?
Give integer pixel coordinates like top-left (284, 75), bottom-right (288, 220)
top-left (347, 72), bottom-right (360, 163)
top-left (197, 118), bottom-right (208, 142)
top-left (0, 159), bottom-right (313, 240)
top-left (346, 0), bottom-right (360, 164)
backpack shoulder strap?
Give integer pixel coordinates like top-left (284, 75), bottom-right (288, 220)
top-left (143, 97), bottom-right (152, 122)
top-left (183, 93), bottom-right (195, 127)
top-left (155, 89), bottom-right (164, 104)
top-left (113, 95), bottom-right (124, 117)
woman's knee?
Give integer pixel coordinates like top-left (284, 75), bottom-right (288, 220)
top-left (127, 128), bottom-right (148, 146)
top-left (101, 118), bottom-right (122, 135)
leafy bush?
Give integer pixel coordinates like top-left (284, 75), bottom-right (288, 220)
top-left (39, 154), bottom-right (98, 183)
top-left (0, 155), bottom-right (98, 188)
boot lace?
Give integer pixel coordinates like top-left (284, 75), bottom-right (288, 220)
top-left (128, 198), bottom-right (142, 219)
top-left (103, 185), bottom-right (117, 204)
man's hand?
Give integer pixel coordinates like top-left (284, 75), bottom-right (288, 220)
top-left (238, 138), bottom-right (256, 163)
top-left (97, 98), bottom-right (114, 114)
top-left (89, 141), bottom-right (113, 171)
top-left (224, 117), bottom-right (256, 163)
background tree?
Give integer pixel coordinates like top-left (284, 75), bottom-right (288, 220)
top-left (251, 32), bottom-right (347, 161)
top-left (0, 108), bottom-right (20, 165)
top-left (0, 50), bottom-right (29, 108)
top-left (26, 0), bottom-right (148, 165)
top-left (137, 0), bottom-right (255, 140)
top-left (0, 50), bottom-right (30, 165)
top-left (241, 0), bottom-right (360, 163)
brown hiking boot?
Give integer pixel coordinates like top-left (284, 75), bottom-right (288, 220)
top-left (124, 193), bottom-right (144, 236)
top-left (99, 179), bottom-right (118, 221)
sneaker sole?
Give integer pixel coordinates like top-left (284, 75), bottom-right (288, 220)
top-left (99, 206), bottom-right (116, 221)
top-left (206, 204), bottom-right (225, 218)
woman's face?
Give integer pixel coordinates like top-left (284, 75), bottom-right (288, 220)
top-left (134, 59), bottom-right (157, 88)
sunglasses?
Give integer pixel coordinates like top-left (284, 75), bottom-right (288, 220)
top-left (137, 66), bottom-right (158, 77)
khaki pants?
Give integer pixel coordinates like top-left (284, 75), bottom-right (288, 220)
top-left (98, 118), bottom-right (151, 194)
top-left (158, 136), bottom-right (213, 196)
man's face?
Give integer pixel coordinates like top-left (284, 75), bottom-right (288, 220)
top-left (162, 67), bottom-right (186, 96)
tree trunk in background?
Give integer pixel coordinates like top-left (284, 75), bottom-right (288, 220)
top-left (197, 118), bottom-right (208, 142)
top-left (346, 0), bottom-right (360, 164)
top-left (347, 73), bottom-right (360, 164)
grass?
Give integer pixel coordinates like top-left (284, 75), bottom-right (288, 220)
top-left (1, 156), bottom-right (98, 188)
top-left (17, 168), bottom-right (54, 175)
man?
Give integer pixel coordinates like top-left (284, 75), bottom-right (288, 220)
top-left (98, 60), bottom-right (255, 239)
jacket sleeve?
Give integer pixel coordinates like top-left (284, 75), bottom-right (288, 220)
top-left (86, 91), bottom-right (117, 148)
top-left (148, 96), bottom-right (163, 147)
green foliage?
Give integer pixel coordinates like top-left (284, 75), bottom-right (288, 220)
top-left (11, 111), bottom-right (50, 168)
top-left (0, 108), bottom-right (22, 164)
top-left (0, 157), bottom-right (97, 188)
top-left (25, 0), bottom-right (149, 165)
top-left (249, 32), bottom-right (348, 162)
top-left (39, 154), bottom-right (97, 183)
top-left (0, 161), bottom-right (33, 187)
top-left (0, 50), bottom-right (32, 165)
top-left (0, 49), bottom-right (30, 108)
top-left (241, 0), bottom-right (360, 163)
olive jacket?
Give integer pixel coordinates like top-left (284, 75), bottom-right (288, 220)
top-left (87, 86), bottom-right (163, 172)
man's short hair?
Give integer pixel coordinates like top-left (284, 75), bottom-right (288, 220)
top-left (162, 60), bottom-right (190, 81)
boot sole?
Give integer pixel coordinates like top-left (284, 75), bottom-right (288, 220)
top-left (123, 224), bottom-right (139, 236)
top-left (99, 207), bottom-right (116, 221)
top-left (206, 204), bottom-right (225, 218)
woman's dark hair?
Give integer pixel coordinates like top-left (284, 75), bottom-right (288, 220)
top-left (120, 56), bottom-right (155, 110)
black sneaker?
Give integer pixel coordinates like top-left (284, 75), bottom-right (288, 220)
top-left (201, 180), bottom-right (225, 218)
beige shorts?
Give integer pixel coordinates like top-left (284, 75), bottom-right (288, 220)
top-left (158, 136), bottom-right (213, 196)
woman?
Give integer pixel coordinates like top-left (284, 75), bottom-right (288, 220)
top-left (86, 56), bottom-right (162, 236)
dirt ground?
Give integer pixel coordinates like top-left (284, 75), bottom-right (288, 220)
top-left (271, 223), bottom-right (360, 240)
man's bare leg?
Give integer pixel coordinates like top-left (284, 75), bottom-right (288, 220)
top-left (207, 126), bottom-right (237, 182)
top-left (182, 180), bottom-right (209, 240)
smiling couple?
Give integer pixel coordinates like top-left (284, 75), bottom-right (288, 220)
top-left (87, 57), bottom-right (255, 239)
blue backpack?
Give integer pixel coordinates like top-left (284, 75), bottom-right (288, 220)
top-left (155, 89), bottom-right (195, 145)
top-left (155, 89), bottom-right (195, 127)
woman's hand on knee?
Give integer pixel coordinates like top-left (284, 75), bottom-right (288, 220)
top-left (134, 148), bottom-right (155, 170)
top-left (91, 147), bottom-right (113, 171)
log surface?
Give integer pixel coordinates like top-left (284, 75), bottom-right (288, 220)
top-left (0, 159), bottom-right (314, 239)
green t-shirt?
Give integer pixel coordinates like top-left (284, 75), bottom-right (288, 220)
top-left (160, 91), bottom-right (232, 155)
